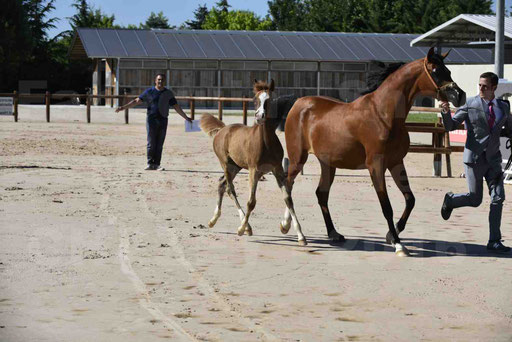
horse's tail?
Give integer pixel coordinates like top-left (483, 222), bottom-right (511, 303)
top-left (200, 114), bottom-right (225, 138)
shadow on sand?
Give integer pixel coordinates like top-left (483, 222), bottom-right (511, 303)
top-left (217, 232), bottom-right (511, 259)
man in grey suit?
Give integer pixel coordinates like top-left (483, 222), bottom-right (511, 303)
top-left (440, 72), bottom-right (512, 253)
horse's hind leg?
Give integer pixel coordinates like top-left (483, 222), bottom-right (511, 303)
top-left (316, 160), bottom-right (345, 242)
top-left (273, 165), bottom-right (307, 245)
top-left (368, 156), bottom-right (409, 256)
top-left (387, 162), bottom-right (415, 244)
top-left (282, 151), bottom-right (308, 231)
top-left (208, 175), bottom-right (226, 228)
top-left (224, 163), bottom-right (253, 236)
top-left (237, 168), bottom-right (262, 236)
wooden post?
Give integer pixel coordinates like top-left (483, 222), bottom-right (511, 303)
top-left (190, 99), bottom-right (195, 120)
top-left (86, 93), bottom-right (91, 123)
top-left (218, 100), bottom-right (223, 121)
top-left (13, 91), bottom-right (18, 122)
top-left (242, 97), bottom-right (247, 125)
top-left (45, 91), bottom-right (50, 122)
top-left (124, 90), bottom-right (129, 124)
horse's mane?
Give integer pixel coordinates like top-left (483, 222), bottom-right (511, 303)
top-left (360, 62), bottom-right (405, 96)
top-left (253, 81), bottom-right (270, 94)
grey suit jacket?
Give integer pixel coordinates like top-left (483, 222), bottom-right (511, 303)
top-left (441, 95), bottom-right (512, 166)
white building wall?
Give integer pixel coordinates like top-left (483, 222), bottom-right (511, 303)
top-left (444, 64), bottom-right (512, 105)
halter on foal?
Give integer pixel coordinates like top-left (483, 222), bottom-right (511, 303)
top-left (200, 79), bottom-right (307, 245)
top-left (284, 47), bottom-right (466, 256)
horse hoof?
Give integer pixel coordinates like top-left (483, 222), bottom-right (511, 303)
top-left (280, 221), bottom-right (291, 234)
top-left (298, 239), bottom-right (307, 246)
top-left (237, 227), bottom-right (245, 236)
top-left (245, 227), bottom-right (253, 236)
top-left (208, 220), bottom-right (216, 228)
top-left (385, 231), bottom-right (393, 244)
top-left (329, 232), bottom-right (345, 243)
top-left (395, 244), bottom-right (410, 257)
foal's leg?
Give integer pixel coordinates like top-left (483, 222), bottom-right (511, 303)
top-left (224, 164), bottom-right (253, 236)
top-left (237, 168), bottom-right (263, 236)
top-left (316, 160), bottom-right (345, 242)
top-left (273, 165), bottom-right (307, 245)
top-left (208, 175), bottom-right (226, 228)
top-left (367, 156), bottom-right (410, 257)
top-left (386, 162), bottom-right (415, 244)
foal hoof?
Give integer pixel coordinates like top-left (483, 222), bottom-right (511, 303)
top-left (395, 243), bottom-right (410, 257)
top-left (237, 226), bottom-right (245, 236)
top-left (280, 221), bottom-right (291, 234)
top-left (245, 227), bottom-right (253, 236)
top-left (208, 220), bottom-right (216, 228)
top-left (298, 238), bottom-right (307, 246)
top-left (328, 231), bottom-right (345, 243)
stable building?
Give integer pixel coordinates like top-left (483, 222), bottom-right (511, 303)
top-left (69, 27), bottom-right (492, 108)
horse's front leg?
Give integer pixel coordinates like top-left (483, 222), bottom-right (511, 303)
top-left (387, 162), bottom-right (415, 243)
top-left (237, 168), bottom-right (262, 236)
top-left (368, 155), bottom-right (410, 257)
top-left (273, 165), bottom-right (307, 245)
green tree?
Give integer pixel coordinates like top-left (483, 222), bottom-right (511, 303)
top-left (68, 0), bottom-right (115, 30)
top-left (203, 8), bottom-right (272, 30)
top-left (184, 4), bottom-right (209, 29)
top-left (216, 0), bottom-right (231, 12)
top-left (141, 11), bottom-right (174, 29)
top-left (267, 0), bottom-right (307, 31)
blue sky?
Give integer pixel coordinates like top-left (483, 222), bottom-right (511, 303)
top-left (47, 0), bottom-right (269, 37)
top-left (48, 0), bottom-right (512, 38)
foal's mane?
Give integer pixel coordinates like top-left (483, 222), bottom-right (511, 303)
top-left (253, 81), bottom-right (270, 94)
top-left (360, 62), bottom-right (405, 96)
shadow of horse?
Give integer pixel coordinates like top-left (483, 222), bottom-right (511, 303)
top-left (216, 232), bottom-right (511, 259)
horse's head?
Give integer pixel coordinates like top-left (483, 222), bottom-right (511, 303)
top-left (424, 47), bottom-right (466, 107)
top-left (253, 79), bottom-right (275, 125)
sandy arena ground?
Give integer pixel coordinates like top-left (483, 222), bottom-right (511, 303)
top-left (1, 106), bottom-right (511, 341)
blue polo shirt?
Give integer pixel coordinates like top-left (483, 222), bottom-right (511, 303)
top-left (139, 87), bottom-right (177, 118)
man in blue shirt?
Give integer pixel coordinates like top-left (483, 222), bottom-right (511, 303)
top-left (116, 74), bottom-right (192, 170)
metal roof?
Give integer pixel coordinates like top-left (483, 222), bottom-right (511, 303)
top-left (70, 28), bottom-right (492, 64)
top-left (410, 14), bottom-right (512, 48)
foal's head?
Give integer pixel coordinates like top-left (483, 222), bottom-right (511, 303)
top-left (253, 79), bottom-right (275, 125)
top-left (424, 47), bottom-right (466, 107)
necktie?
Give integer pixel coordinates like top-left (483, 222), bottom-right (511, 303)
top-left (488, 102), bottom-right (495, 129)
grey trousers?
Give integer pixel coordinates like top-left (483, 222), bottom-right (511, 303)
top-left (449, 156), bottom-right (505, 241)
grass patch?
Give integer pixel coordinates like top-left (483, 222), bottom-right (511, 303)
top-left (406, 112), bottom-right (439, 123)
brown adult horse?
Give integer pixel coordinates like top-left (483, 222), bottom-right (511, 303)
top-left (284, 47), bottom-right (466, 256)
top-left (200, 79), bottom-right (307, 245)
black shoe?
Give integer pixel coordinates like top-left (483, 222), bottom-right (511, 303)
top-left (441, 192), bottom-right (453, 220)
top-left (486, 240), bottom-right (511, 253)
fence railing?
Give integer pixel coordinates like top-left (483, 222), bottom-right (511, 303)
top-left (0, 91), bottom-right (252, 125)
top-left (1, 91), bottom-right (462, 177)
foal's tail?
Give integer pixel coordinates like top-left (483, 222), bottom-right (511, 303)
top-left (200, 114), bottom-right (225, 138)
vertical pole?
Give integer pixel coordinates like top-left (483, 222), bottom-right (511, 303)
top-left (218, 100), bottom-right (223, 121)
top-left (444, 132), bottom-right (452, 178)
top-left (495, 0), bottom-right (505, 78)
top-left (86, 93), bottom-right (91, 123)
top-left (13, 91), bottom-right (18, 122)
top-left (242, 96), bottom-right (247, 125)
top-left (190, 99), bottom-right (195, 120)
top-left (45, 91), bottom-right (50, 122)
top-left (124, 89), bottom-right (129, 124)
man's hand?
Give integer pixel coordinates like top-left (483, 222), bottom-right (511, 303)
top-left (186, 117), bottom-right (193, 123)
top-left (440, 101), bottom-right (450, 114)
top-left (115, 107), bottom-right (122, 113)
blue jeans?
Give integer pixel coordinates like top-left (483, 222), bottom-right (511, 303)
top-left (146, 115), bottom-right (168, 166)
